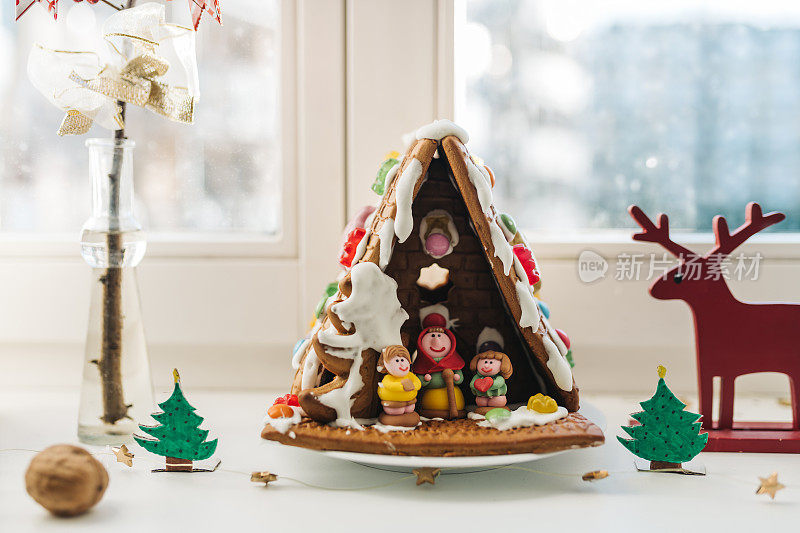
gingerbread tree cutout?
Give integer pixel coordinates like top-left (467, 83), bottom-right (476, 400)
top-left (618, 366), bottom-right (708, 469)
top-left (134, 369), bottom-right (218, 471)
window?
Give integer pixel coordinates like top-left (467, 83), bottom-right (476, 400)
top-left (1, 1), bottom-right (282, 234)
top-left (455, 0), bottom-right (800, 232)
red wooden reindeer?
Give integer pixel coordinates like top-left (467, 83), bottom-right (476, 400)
top-left (629, 202), bottom-right (800, 452)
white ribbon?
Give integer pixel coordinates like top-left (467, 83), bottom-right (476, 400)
top-left (27, 2), bottom-right (199, 135)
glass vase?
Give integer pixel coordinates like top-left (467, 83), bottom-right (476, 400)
top-left (77, 138), bottom-right (154, 445)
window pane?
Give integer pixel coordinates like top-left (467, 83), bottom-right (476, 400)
top-left (455, 0), bottom-right (800, 232)
top-left (1, 1), bottom-right (281, 234)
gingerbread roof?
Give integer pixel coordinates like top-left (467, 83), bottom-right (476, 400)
top-left (290, 120), bottom-right (578, 427)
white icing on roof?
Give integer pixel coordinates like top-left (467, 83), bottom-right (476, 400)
top-left (415, 119), bottom-right (469, 143)
top-left (489, 219), bottom-right (514, 276)
top-left (543, 335), bottom-right (574, 391)
top-left (515, 280), bottom-right (541, 329)
top-left (393, 158), bottom-right (423, 242)
top-left (378, 218), bottom-right (395, 269)
top-left (465, 156), bottom-right (493, 215)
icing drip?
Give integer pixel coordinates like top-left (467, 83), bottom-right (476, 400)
top-left (543, 316), bottom-right (569, 356)
top-left (291, 337), bottom-right (311, 370)
top-left (465, 157), bottom-right (493, 215)
top-left (477, 405), bottom-right (568, 431)
top-left (542, 335), bottom-right (573, 391)
top-left (415, 119), bottom-right (469, 144)
top-left (320, 351), bottom-right (366, 429)
top-left (263, 406), bottom-right (302, 435)
top-left (513, 254), bottom-right (528, 285)
top-left (378, 218), bottom-right (395, 269)
top-left (394, 158), bottom-right (423, 242)
top-left (371, 422), bottom-right (420, 433)
top-left (352, 228), bottom-right (372, 265)
top-left (316, 262), bottom-right (408, 426)
top-left (382, 162), bottom-right (401, 197)
top-left (489, 219), bottom-right (514, 275)
top-left (301, 349), bottom-right (321, 390)
top-left (515, 280), bottom-right (541, 329)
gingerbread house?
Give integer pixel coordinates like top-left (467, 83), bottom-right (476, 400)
top-left (261, 120), bottom-right (604, 456)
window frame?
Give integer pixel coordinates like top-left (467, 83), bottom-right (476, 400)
top-left (0, 0), bottom-right (347, 354)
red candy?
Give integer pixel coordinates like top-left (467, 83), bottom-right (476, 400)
top-left (556, 329), bottom-right (571, 349)
top-left (513, 244), bottom-right (540, 285)
top-left (273, 394), bottom-right (299, 407)
top-left (338, 227), bottom-right (367, 268)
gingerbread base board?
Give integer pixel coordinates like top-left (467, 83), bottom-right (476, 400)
top-left (261, 412), bottom-right (604, 457)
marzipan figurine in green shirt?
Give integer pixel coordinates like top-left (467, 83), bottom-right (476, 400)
top-left (468, 351), bottom-right (513, 409)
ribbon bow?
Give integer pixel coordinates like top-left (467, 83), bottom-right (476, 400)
top-left (27, 2), bottom-right (199, 135)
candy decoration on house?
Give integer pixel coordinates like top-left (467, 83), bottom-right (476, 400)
top-left (371, 152), bottom-right (401, 195)
top-left (629, 203), bottom-right (800, 453)
top-left (339, 227), bottom-right (367, 268)
top-left (618, 366), bottom-right (708, 471)
top-left (377, 345), bottom-right (422, 427)
top-left (25, 445), bottom-right (108, 517)
top-left (420, 210), bottom-right (459, 259)
top-left (134, 369), bottom-right (218, 472)
top-left (413, 305), bottom-right (466, 419)
top-left (512, 244), bottom-right (540, 285)
top-left (470, 328), bottom-right (513, 415)
top-left (264, 120), bottom-right (603, 456)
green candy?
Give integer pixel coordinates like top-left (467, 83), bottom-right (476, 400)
top-left (314, 282), bottom-right (339, 319)
top-left (371, 158), bottom-right (399, 196)
top-left (500, 213), bottom-right (517, 234)
top-left (565, 350), bottom-right (575, 368)
top-left (485, 408), bottom-right (512, 424)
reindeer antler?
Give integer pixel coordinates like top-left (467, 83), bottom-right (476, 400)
top-left (628, 205), bottom-right (695, 259)
top-left (710, 202), bottom-right (785, 257)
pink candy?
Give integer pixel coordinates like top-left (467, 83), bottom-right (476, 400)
top-left (425, 233), bottom-right (451, 257)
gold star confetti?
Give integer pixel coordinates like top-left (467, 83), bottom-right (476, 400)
top-left (111, 444), bottom-right (134, 467)
top-left (581, 470), bottom-right (609, 481)
top-left (413, 467), bottom-right (441, 486)
top-left (756, 472), bottom-right (785, 499)
top-left (250, 471), bottom-right (278, 486)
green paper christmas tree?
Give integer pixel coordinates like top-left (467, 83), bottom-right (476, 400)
top-left (617, 366), bottom-right (708, 469)
top-left (134, 369), bottom-right (218, 471)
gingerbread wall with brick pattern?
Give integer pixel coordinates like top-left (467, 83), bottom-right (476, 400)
top-left (384, 157), bottom-right (548, 403)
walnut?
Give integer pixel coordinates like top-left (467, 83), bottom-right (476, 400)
top-left (25, 444), bottom-right (108, 517)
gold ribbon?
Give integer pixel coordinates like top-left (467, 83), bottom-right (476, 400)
top-left (61, 52), bottom-right (194, 136)
top-left (28, 3), bottom-right (199, 136)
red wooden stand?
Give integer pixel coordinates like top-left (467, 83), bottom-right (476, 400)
top-left (703, 422), bottom-right (800, 453)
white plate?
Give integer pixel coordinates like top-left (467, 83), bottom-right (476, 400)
top-left (313, 402), bottom-right (606, 472)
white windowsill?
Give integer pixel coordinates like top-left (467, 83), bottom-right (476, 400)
top-left (0, 232), bottom-right (295, 259)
